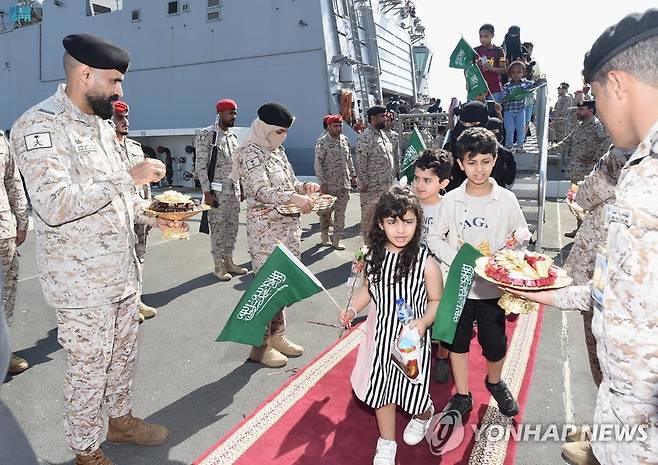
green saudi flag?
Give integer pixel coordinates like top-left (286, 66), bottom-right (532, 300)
top-left (449, 37), bottom-right (478, 69)
top-left (465, 62), bottom-right (490, 101)
top-left (217, 243), bottom-right (323, 346)
top-left (432, 243), bottom-right (483, 344)
top-left (504, 87), bottom-right (533, 102)
top-left (503, 82), bottom-right (546, 102)
top-left (399, 126), bottom-right (427, 184)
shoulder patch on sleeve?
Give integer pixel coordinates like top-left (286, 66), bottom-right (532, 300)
top-left (244, 157), bottom-right (262, 171)
top-left (24, 132), bottom-right (52, 151)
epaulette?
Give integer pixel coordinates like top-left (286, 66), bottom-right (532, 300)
top-left (247, 143), bottom-right (266, 155)
top-left (126, 137), bottom-right (141, 147)
top-left (37, 99), bottom-right (64, 119)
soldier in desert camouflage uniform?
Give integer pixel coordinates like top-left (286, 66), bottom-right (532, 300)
top-left (314, 114), bottom-right (356, 250)
top-left (195, 99), bottom-right (247, 281)
top-left (10, 34), bottom-right (181, 465)
top-left (550, 100), bottom-right (611, 238)
top-left (112, 100), bottom-right (157, 324)
top-left (383, 111), bottom-right (400, 175)
top-left (551, 84), bottom-right (573, 142)
top-left (0, 132), bottom-right (29, 375)
top-left (563, 146), bottom-right (633, 388)
top-left (549, 100), bottom-right (611, 185)
top-left (356, 105), bottom-right (395, 238)
top-left (231, 102), bottom-right (320, 368)
top-left (509, 10), bottom-right (658, 465)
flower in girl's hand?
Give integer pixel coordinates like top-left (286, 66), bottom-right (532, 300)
top-left (347, 246), bottom-right (368, 285)
top-left (339, 307), bottom-right (356, 329)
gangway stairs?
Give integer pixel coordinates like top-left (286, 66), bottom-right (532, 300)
top-left (509, 86), bottom-right (550, 250)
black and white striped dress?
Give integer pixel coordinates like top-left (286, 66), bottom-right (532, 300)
top-left (357, 246), bottom-right (432, 415)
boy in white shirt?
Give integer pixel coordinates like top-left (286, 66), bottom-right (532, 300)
top-left (426, 127), bottom-right (527, 419)
top-left (413, 149), bottom-right (453, 383)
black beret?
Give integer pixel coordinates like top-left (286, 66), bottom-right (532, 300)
top-left (459, 101), bottom-right (489, 126)
top-left (258, 102), bottom-right (294, 128)
top-left (486, 117), bottom-right (504, 132)
top-left (63, 34), bottom-right (130, 74)
top-left (583, 8), bottom-right (658, 82)
top-left (572, 100), bottom-right (596, 110)
top-left (366, 105), bottom-right (387, 118)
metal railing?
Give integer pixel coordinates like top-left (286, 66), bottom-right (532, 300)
top-left (393, 112), bottom-right (450, 161)
top-left (534, 85), bottom-right (550, 250)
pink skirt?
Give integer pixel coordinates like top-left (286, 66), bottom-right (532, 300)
top-left (350, 302), bottom-right (377, 401)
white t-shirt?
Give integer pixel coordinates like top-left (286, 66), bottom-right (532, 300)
top-left (463, 192), bottom-right (502, 300)
top-left (420, 200), bottom-right (441, 250)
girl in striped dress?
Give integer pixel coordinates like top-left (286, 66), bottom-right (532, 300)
top-left (340, 186), bottom-right (444, 465)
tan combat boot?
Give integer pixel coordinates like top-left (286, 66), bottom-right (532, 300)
top-left (138, 301), bottom-right (157, 319)
top-left (106, 411), bottom-right (169, 446)
top-left (75, 448), bottom-right (115, 465)
top-left (331, 236), bottom-right (346, 250)
top-left (213, 263), bottom-right (232, 281)
top-left (249, 346), bottom-right (287, 368)
top-left (138, 312), bottom-right (145, 324)
top-left (223, 257), bottom-right (248, 276)
top-left (270, 334), bottom-right (304, 357)
top-left (8, 354), bottom-right (29, 375)
top-left (561, 441), bottom-right (600, 465)
top-left (320, 230), bottom-right (331, 245)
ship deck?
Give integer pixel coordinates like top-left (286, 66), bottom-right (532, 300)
top-left (2, 189), bottom-right (596, 465)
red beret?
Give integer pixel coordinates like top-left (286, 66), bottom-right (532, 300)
top-left (326, 115), bottom-right (343, 125)
top-left (216, 99), bottom-right (237, 112)
top-left (323, 115), bottom-right (332, 125)
top-left (113, 100), bottom-right (129, 113)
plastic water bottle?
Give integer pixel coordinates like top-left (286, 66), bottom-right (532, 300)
top-left (395, 298), bottom-right (413, 324)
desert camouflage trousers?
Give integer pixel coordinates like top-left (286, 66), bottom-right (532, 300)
top-left (0, 238), bottom-right (18, 326)
top-left (246, 212), bottom-right (301, 348)
top-left (317, 189), bottom-right (350, 239)
top-left (208, 194), bottom-right (240, 265)
top-left (360, 189), bottom-right (388, 238)
top-left (56, 293), bottom-right (139, 454)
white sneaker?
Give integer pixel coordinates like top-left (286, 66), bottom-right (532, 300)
top-left (403, 404), bottom-right (434, 445)
top-left (373, 437), bottom-right (397, 465)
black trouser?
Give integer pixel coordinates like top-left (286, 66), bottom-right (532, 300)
top-left (440, 298), bottom-right (507, 362)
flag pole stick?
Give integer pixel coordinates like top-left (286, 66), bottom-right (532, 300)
top-left (321, 286), bottom-right (342, 312)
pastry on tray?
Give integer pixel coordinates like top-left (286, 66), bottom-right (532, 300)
top-left (275, 193), bottom-right (337, 216)
top-left (484, 250), bottom-right (558, 288)
top-left (146, 191), bottom-right (209, 239)
top-left (149, 191), bottom-right (199, 213)
top-left (474, 249), bottom-right (572, 315)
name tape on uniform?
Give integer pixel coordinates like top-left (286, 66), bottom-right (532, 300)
top-left (24, 132), bottom-right (52, 151)
top-left (605, 204), bottom-right (634, 227)
top-left (74, 142), bottom-right (98, 152)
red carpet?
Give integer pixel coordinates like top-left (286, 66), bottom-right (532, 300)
top-left (195, 310), bottom-right (543, 465)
